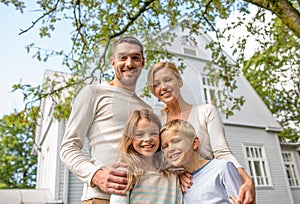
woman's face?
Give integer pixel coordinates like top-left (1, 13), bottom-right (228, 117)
top-left (132, 118), bottom-right (160, 157)
top-left (152, 68), bottom-right (183, 105)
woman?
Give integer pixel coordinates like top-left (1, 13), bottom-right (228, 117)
top-left (147, 62), bottom-right (255, 204)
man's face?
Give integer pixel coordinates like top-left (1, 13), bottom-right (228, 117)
top-left (110, 42), bottom-right (144, 89)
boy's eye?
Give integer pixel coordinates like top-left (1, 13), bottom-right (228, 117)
top-left (161, 145), bottom-right (168, 150)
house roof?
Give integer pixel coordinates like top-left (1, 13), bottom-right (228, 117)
top-left (0, 189), bottom-right (62, 204)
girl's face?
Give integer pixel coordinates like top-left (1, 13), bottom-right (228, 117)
top-left (160, 130), bottom-right (194, 167)
top-left (152, 68), bottom-right (183, 105)
top-left (132, 118), bottom-right (160, 157)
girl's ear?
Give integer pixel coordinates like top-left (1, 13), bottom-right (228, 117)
top-left (193, 136), bottom-right (200, 151)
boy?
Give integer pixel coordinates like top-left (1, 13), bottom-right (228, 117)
top-left (160, 119), bottom-right (242, 204)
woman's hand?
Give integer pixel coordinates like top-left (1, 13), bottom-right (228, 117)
top-left (237, 168), bottom-right (256, 204)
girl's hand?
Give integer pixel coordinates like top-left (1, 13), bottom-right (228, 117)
top-left (178, 171), bottom-right (193, 193)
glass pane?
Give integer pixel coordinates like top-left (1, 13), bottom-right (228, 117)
top-left (254, 161), bottom-right (261, 176)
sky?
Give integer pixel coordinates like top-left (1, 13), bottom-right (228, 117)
top-left (0, 3), bottom-right (262, 118)
top-left (0, 3), bottom-right (71, 117)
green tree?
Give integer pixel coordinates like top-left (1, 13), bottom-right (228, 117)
top-left (1, 0), bottom-right (300, 137)
top-left (0, 107), bottom-right (38, 188)
top-left (243, 17), bottom-right (300, 142)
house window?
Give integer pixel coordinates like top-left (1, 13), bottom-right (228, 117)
top-left (202, 76), bottom-right (222, 106)
top-left (282, 151), bottom-right (300, 187)
top-left (181, 35), bottom-right (197, 56)
top-left (244, 145), bottom-right (272, 187)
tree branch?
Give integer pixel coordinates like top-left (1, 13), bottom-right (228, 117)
top-left (245, 0), bottom-right (300, 38)
top-left (18, 0), bottom-right (61, 35)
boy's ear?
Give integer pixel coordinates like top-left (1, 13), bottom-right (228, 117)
top-left (193, 136), bottom-right (199, 150)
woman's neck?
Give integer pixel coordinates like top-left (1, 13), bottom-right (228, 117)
top-left (166, 98), bottom-right (192, 121)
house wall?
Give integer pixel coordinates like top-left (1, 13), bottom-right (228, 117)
top-left (36, 96), bottom-right (61, 199)
top-left (225, 125), bottom-right (293, 203)
top-left (281, 144), bottom-right (300, 204)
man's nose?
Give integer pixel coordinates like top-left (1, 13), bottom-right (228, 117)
top-left (125, 57), bottom-right (134, 67)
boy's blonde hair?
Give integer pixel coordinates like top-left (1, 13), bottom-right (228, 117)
top-left (160, 119), bottom-right (196, 142)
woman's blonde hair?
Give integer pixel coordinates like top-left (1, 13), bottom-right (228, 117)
top-left (120, 109), bottom-right (168, 190)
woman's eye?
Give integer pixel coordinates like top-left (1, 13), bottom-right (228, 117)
top-left (153, 82), bottom-right (159, 87)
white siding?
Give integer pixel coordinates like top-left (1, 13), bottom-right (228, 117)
top-left (225, 125), bottom-right (293, 203)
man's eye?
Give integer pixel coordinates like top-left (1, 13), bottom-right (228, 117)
top-left (132, 56), bottom-right (142, 61)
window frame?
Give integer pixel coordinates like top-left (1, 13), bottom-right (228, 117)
top-left (282, 151), bottom-right (300, 187)
top-left (242, 144), bottom-right (273, 187)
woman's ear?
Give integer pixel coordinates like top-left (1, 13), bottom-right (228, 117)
top-left (193, 136), bottom-right (199, 151)
top-left (179, 78), bottom-right (183, 88)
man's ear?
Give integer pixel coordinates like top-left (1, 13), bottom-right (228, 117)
top-left (142, 57), bottom-right (145, 67)
top-left (193, 136), bottom-right (199, 151)
top-left (110, 57), bottom-right (115, 66)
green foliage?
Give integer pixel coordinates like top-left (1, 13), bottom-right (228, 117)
top-left (2, 0), bottom-right (300, 140)
top-left (243, 17), bottom-right (300, 142)
top-left (0, 107), bottom-right (38, 188)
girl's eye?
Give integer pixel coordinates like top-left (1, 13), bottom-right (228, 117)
top-left (135, 133), bottom-right (143, 138)
top-left (151, 132), bottom-right (158, 137)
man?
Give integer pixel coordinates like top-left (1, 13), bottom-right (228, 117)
top-left (60, 36), bottom-right (152, 204)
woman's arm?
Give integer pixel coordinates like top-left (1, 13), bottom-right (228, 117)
top-left (237, 167), bottom-right (256, 204)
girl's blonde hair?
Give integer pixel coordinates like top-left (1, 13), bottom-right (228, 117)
top-left (120, 109), bottom-right (168, 191)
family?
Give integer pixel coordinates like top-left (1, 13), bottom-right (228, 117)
top-left (60, 36), bottom-right (255, 204)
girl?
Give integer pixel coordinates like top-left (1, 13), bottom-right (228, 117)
top-left (110, 109), bottom-right (182, 204)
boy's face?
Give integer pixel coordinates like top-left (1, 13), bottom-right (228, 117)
top-left (161, 130), bottom-right (194, 167)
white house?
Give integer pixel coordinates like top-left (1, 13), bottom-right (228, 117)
top-left (30, 18), bottom-right (300, 204)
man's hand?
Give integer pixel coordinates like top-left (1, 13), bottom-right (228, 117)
top-left (91, 162), bottom-right (128, 195)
